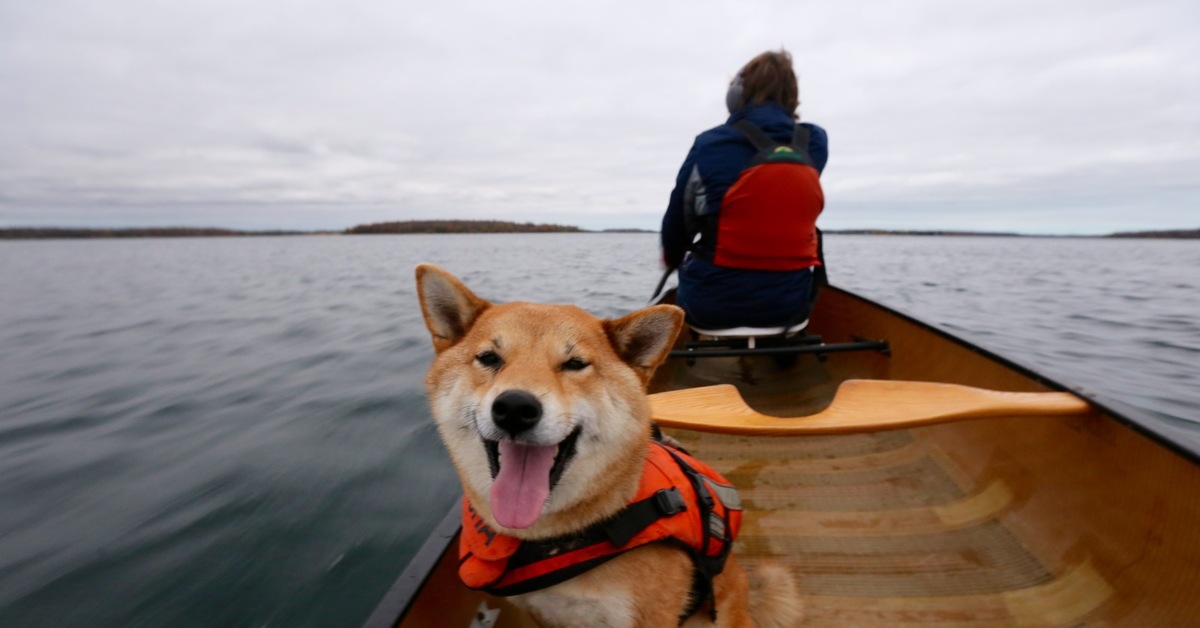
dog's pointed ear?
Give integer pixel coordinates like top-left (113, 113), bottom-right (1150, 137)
top-left (604, 305), bottom-right (684, 380)
top-left (415, 264), bottom-right (490, 353)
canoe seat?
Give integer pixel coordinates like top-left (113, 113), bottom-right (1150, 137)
top-left (649, 379), bottom-right (1092, 435)
top-left (690, 320), bottom-right (809, 348)
top-left (669, 324), bottom-right (889, 361)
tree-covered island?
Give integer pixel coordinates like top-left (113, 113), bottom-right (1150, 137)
top-left (343, 220), bottom-right (582, 234)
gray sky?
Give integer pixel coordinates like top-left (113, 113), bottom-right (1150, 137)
top-left (2, 0), bottom-right (1197, 234)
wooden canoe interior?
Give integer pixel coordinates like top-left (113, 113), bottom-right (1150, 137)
top-left (392, 287), bottom-right (1200, 627)
top-left (663, 428), bottom-right (1112, 626)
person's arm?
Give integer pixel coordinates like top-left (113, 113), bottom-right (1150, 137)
top-left (660, 147), bottom-right (699, 268)
top-left (801, 123), bottom-right (829, 175)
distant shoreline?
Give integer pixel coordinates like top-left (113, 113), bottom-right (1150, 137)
top-left (0, 222), bottom-right (1196, 240)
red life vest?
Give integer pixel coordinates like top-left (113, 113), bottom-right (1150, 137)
top-left (458, 440), bottom-right (742, 601)
top-left (710, 121), bottom-right (824, 271)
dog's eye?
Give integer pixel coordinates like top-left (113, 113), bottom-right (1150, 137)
top-left (475, 351), bottom-right (503, 368)
top-left (561, 357), bottom-right (590, 371)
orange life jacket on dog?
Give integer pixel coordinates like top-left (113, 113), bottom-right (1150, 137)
top-left (458, 439), bottom-right (742, 612)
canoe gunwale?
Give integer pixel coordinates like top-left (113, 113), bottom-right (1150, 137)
top-left (824, 285), bottom-right (1200, 465)
top-left (362, 496), bottom-right (463, 628)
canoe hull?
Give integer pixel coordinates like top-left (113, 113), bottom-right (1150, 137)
top-left (373, 286), bottom-right (1200, 627)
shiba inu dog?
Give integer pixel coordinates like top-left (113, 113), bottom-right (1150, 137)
top-left (415, 264), bottom-right (801, 627)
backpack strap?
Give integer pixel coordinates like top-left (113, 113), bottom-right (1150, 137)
top-left (732, 120), bottom-right (814, 167)
top-left (732, 119), bottom-right (778, 151)
top-left (791, 123), bottom-right (810, 152)
top-left (734, 119), bottom-right (811, 153)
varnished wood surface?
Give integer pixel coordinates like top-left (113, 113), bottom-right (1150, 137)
top-left (649, 380), bottom-right (1091, 435)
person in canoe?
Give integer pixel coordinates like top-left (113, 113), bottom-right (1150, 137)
top-left (660, 48), bottom-right (828, 332)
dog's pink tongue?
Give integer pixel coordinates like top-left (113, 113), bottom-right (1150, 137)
top-left (489, 440), bottom-right (557, 529)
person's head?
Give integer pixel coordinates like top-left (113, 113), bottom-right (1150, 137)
top-left (725, 49), bottom-right (800, 118)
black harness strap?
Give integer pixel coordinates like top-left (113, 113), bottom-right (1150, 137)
top-left (659, 446), bottom-right (741, 621)
top-left (732, 119), bottom-right (778, 152)
top-left (603, 487), bottom-right (688, 547)
top-left (732, 119), bottom-right (814, 167)
top-left (792, 123), bottom-right (811, 153)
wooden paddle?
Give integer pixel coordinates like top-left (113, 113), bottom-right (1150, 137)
top-left (649, 379), bottom-right (1092, 436)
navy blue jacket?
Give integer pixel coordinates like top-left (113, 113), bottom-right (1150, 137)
top-left (660, 103), bottom-right (828, 329)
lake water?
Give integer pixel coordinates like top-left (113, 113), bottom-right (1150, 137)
top-left (1, 233), bottom-right (1197, 627)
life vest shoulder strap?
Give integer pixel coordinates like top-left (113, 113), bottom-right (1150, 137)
top-left (732, 119), bottom-right (777, 152)
top-left (731, 119), bottom-right (814, 167)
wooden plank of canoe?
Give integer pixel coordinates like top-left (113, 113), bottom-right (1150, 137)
top-left (649, 380), bottom-right (1091, 435)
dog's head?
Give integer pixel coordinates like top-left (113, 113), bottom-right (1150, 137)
top-left (415, 264), bottom-right (683, 535)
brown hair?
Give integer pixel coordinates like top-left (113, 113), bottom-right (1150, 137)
top-left (738, 49), bottom-right (799, 118)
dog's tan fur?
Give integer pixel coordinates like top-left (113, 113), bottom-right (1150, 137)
top-left (416, 264), bottom-right (802, 627)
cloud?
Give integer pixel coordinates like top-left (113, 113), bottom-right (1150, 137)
top-left (1, 0), bottom-right (1197, 233)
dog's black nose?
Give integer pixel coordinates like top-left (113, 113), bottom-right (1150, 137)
top-left (492, 390), bottom-right (542, 436)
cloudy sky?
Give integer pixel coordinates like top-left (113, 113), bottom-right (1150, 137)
top-left (1, 0), bottom-right (1196, 234)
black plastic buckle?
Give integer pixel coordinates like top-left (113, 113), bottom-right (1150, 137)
top-left (654, 488), bottom-right (687, 516)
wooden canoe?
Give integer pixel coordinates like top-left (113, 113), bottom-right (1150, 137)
top-left (367, 286), bottom-right (1200, 627)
